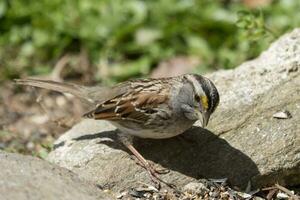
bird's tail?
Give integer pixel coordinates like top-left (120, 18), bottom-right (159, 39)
top-left (15, 78), bottom-right (95, 103)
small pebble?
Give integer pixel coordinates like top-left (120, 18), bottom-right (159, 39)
top-left (26, 142), bottom-right (35, 150)
top-left (253, 197), bottom-right (265, 200)
top-left (29, 115), bottom-right (49, 124)
top-left (56, 96), bottom-right (67, 106)
top-left (236, 191), bottom-right (252, 198)
top-left (273, 110), bottom-right (292, 119)
top-left (276, 192), bottom-right (289, 199)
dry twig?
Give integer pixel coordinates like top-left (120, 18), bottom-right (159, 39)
top-left (51, 54), bottom-right (71, 81)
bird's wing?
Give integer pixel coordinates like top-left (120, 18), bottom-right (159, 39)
top-left (83, 79), bottom-right (170, 123)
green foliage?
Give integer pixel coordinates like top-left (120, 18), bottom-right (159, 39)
top-left (237, 10), bottom-right (276, 40)
top-left (1, 0), bottom-right (300, 81)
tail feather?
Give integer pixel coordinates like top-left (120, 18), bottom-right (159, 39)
top-left (15, 78), bottom-right (93, 103)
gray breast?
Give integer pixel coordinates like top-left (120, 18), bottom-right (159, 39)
top-left (109, 116), bottom-right (195, 139)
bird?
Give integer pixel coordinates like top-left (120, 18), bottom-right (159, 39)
top-left (15, 73), bottom-right (219, 188)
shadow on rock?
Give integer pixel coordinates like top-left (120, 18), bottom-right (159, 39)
top-left (72, 126), bottom-right (259, 188)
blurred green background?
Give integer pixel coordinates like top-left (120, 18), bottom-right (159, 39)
top-left (1, 0), bottom-right (300, 83)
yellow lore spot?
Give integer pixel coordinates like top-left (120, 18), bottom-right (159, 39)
top-left (201, 96), bottom-right (209, 110)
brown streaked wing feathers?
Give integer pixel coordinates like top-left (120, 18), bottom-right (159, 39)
top-left (84, 91), bottom-right (169, 123)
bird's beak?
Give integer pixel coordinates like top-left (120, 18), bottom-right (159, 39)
top-left (202, 112), bottom-right (210, 127)
top-left (196, 111), bottom-right (210, 128)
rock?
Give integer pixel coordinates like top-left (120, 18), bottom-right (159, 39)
top-left (205, 29), bottom-right (300, 188)
top-left (0, 151), bottom-right (114, 200)
top-left (48, 29), bottom-right (300, 191)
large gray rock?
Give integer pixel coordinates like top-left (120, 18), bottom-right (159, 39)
top-left (48, 29), bottom-right (300, 191)
top-left (0, 151), bottom-right (114, 200)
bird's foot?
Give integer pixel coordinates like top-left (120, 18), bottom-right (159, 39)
top-left (143, 163), bottom-right (176, 190)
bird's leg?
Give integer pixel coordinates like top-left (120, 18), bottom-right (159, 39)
top-left (125, 142), bottom-right (169, 174)
top-left (118, 133), bottom-right (173, 189)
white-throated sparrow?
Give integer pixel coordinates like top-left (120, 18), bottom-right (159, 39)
top-left (16, 74), bottom-right (219, 188)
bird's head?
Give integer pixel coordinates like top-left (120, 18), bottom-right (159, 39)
top-left (180, 74), bottom-right (219, 127)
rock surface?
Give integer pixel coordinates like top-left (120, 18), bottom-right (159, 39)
top-left (0, 151), bottom-right (114, 200)
top-left (48, 29), bottom-right (300, 192)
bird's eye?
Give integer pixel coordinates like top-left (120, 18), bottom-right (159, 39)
top-left (194, 94), bottom-right (200, 102)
